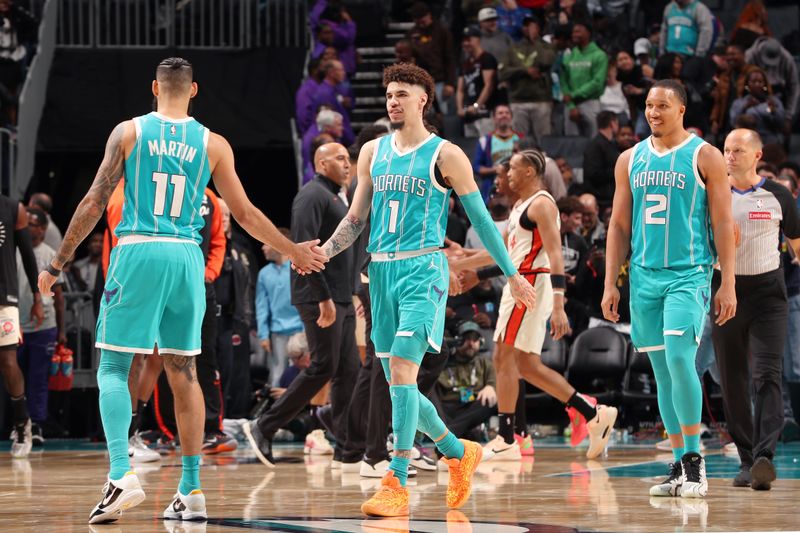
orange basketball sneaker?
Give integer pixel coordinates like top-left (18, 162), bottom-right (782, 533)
top-left (361, 471), bottom-right (409, 517)
top-left (566, 394), bottom-right (598, 446)
top-left (443, 440), bottom-right (483, 509)
top-left (514, 433), bottom-right (534, 456)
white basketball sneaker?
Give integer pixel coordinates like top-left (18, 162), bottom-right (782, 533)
top-left (680, 452), bottom-right (708, 498)
top-left (128, 433), bottom-right (161, 463)
top-left (10, 419), bottom-right (32, 459)
top-left (88, 472), bottom-right (146, 524)
top-left (481, 435), bottom-right (521, 461)
top-left (586, 406), bottom-right (618, 459)
top-left (303, 429), bottom-right (334, 455)
top-left (163, 489), bottom-right (207, 521)
top-left (650, 461), bottom-right (683, 497)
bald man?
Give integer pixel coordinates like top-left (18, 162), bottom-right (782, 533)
top-left (713, 129), bottom-right (800, 491)
top-left (28, 193), bottom-right (63, 250)
top-left (245, 142), bottom-right (364, 467)
top-left (578, 193), bottom-right (606, 246)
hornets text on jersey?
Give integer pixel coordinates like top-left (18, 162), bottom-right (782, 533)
top-left (628, 133), bottom-right (715, 269)
top-left (368, 133), bottom-right (451, 253)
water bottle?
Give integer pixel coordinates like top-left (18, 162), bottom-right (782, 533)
top-left (61, 352), bottom-right (73, 377)
top-left (50, 352), bottom-right (61, 377)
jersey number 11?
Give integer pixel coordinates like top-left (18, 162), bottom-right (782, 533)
top-left (152, 172), bottom-right (187, 218)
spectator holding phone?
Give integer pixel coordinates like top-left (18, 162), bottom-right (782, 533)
top-left (730, 68), bottom-right (785, 146)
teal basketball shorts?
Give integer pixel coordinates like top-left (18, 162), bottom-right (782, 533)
top-left (368, 249), bottom-right (448, 365)
top-left (96, 238), bottom-right (206, 356)
top-left (629, 263), bottom-right (712, 353)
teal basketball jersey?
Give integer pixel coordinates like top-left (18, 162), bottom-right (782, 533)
top-left (368, 133), bottom-right (451, 253)
top-left (116, 112), bottom-right (212, 244)
top-left (629, 133), bottom-right (715, 269)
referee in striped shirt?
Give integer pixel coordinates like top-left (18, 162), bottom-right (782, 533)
top-left (713, 129), bottom-right (800, 491)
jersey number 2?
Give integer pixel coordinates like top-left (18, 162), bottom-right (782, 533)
top-left (645, 193), bottom-right (667, 225)
top-left (152, 172), bottom-right (186, 217)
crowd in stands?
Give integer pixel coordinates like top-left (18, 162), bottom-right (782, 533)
top-left (11, 0), bottom-right (800, 459)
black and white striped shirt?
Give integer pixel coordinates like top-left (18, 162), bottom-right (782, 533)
top-left (731, 178), bottom-right (800, 275)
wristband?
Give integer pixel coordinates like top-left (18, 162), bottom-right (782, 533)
top-left (551, 274), bottom-right (566, 290)
top-left (46, 264), bottom-right (61, 277)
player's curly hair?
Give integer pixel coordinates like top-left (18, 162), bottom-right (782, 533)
top-left (382, 63), bottom-right (436, 116)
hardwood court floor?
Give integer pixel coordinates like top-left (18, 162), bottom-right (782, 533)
top-left (0, 440), bottom-right (798, 532)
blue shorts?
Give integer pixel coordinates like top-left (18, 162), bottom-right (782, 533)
top-left (368, 251), bottom-right (448, 365)
top-left (629, 263), bottom-right (712, 353)
top-left (96, 239), bottom-right (206, 356)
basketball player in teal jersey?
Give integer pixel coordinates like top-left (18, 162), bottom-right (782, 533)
top-left (37, 58), bottom-right (326, 524)
top-left (602, 79), bottom-right (737, 499)
top-left (317, 63), bottom-right (536, 517)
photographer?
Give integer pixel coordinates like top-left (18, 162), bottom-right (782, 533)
top-left (434, 322), bottom-right (497, 441)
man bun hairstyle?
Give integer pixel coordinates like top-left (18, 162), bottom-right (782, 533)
top-left (156, 57), bottom-right (193, 92)
top-left (383, 63), bottom-right (436, 116)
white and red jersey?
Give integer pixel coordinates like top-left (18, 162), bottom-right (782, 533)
top-left (506, 190), bottom-right (559, 275)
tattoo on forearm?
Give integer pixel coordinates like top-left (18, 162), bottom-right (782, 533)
top-left (55, 123), bottom-right (127, 267)
top-left (164, 354), bottom-right (197, 383)
top-left (323, 214), bottom-right (365, 258)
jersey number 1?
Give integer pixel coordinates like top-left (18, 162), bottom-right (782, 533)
top-left (152, 172), bottom-right (186, 218)
top-left (388, 199), bottom-right (400, 233)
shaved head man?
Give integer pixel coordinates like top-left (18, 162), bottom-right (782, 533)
top-left (714, 128), bottom-right (800, 491)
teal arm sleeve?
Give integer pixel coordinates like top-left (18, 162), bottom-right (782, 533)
top-left (460, 191), bottom-right (518, 277)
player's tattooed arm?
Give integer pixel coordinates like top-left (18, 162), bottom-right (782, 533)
top-left (322, 214), bottom-right (366, 258)
top-left (163, 354), bottom-right (197, 383)
top-left (53, 121), bottom-right (131, 269)
top-left (321, 139), bottom-right (374, 258)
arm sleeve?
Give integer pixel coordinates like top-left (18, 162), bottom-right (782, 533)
top-left (205, 190), bottom-right (226, 281)
top-left (694, 3), bottom-right (714, 57)
top-left (255, 270), bottom-right (271, 339)
top-left (291, 189), bottom-right (332, 301)
top-left (15, 227), bottom-right (39, 293)
top-left (460, 191), bottom-right (517, 276)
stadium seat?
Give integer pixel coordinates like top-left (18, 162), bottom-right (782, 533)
top-left (565, 327), bottom-right (627, 406)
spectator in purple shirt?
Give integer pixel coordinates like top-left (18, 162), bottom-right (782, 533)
top-left (312, 59), bottom-right (355, 146)
top-left (295, 58), bottom-right (323, 135)
top-left (310, 0), bottom-right (357, 76)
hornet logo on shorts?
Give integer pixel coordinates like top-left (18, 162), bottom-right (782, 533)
top-left (432, 285), bottom-right (444, 302)
top-left (103, 287), bottom-right (119, 304)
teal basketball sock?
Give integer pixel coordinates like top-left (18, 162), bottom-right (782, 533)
top-left (179, 455), bottom-right (202, 494)
top-left (389, 384), bottom-right (419, 487)
top-left (417, 391), bottom-right (464, 459)
top-left (647, 350), bottom-right (682, 435)
top-left (665, 333), bottom-right (703, 429)
top-left (683, 434), bottom-right (701, 455)
top-left (672, 445), bottom-right (685, 463)
top-left (97, 350), bottom-right (134, 480)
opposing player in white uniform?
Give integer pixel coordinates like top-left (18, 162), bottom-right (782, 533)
top-left (453, 150), bottom-right (618, 459)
